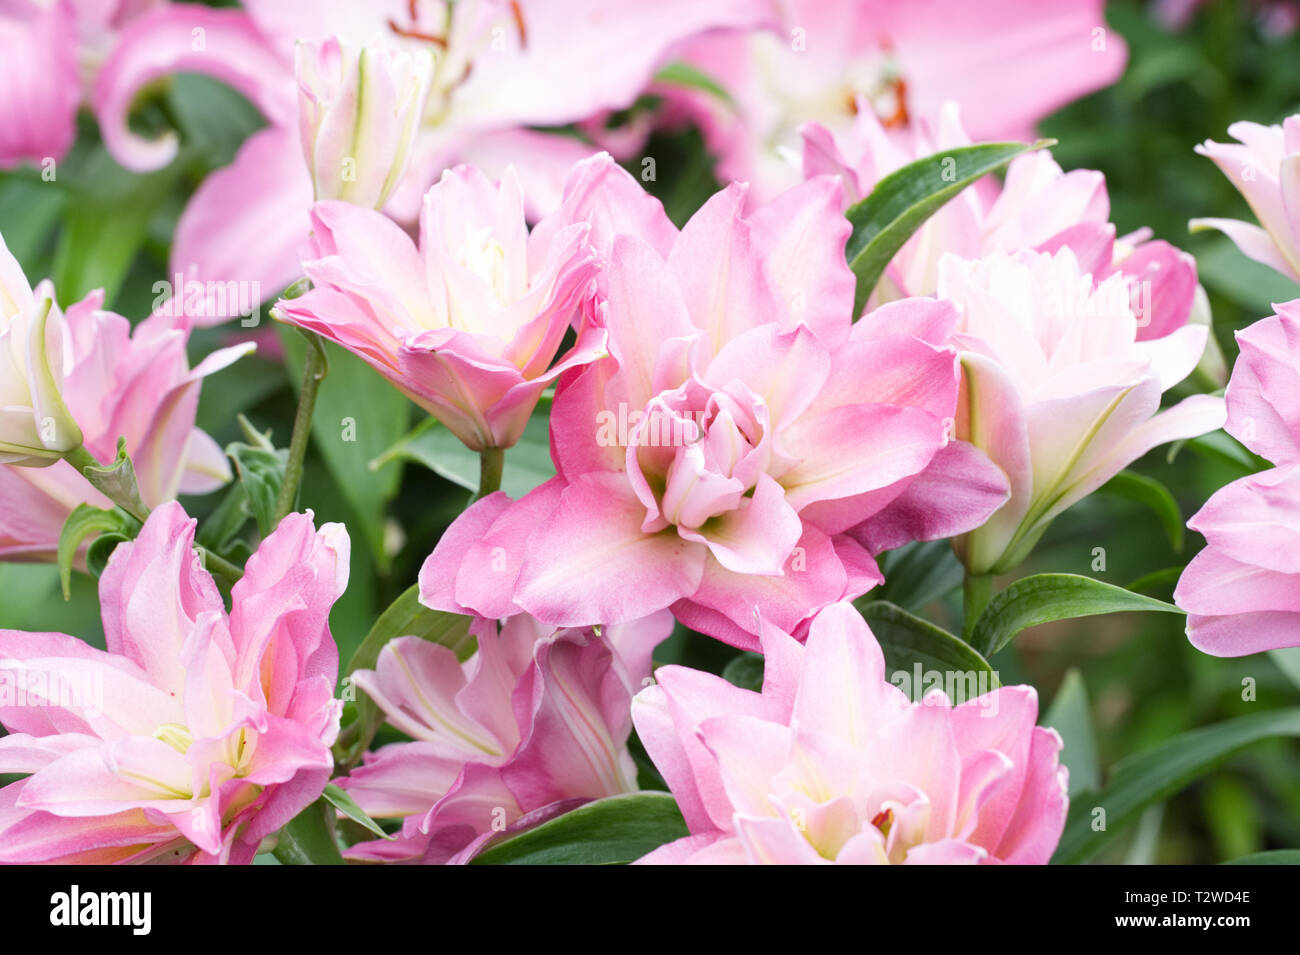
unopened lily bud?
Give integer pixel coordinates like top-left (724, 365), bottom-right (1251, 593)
top-left (295, 36), bottom-right (434, 209)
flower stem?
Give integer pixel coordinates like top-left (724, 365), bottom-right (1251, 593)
top-left (274, 331), bottom-right (329, 524)
top-left (962, 572), bottom-right (993, 640)
top-left (476, 446), bottom-right (505, 500)
top-left (199, 547), bottom-right (244, 584)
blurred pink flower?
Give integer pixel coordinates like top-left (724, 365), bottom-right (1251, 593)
top-left (91, 0), bottom-right (773, 321)
top-left (1193, 116), bottom-right (1300, 284)
top-left (0, 235), bottom-right (250, 561)
top-left (339, 611), bottom-right (669, 864)
top-left (421, 159), bottom-right (1008, 647)
top-left (633, 602), bottom-right (1068, 864)
top-left (0, 502), bottom-right (350, 864)
top-left (275, 164), bottom-right (603, 451)
top-left (1176, 302), bottom-right (1300, 655)
top-left (0, 0), bottom-right (164, 168)
top-left (660, 0), bottom-right (1126, 199)
top-left (939, 247), bottom-right (1225, 575)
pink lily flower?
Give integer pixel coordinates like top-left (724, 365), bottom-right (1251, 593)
top-left (660, 0), bottom-right (1127, 199)
top-left (275, 163), bottom-right (603, 451)
top-left (938, 247), bottom-right (1226, 575)
top-left (0, 0), bottom-right (164, 169)
top-left (1175, 301), bottom-right (1300, 655)
top-left (421, 158), bottom-right (1009, 648)
top-left (1192, 116), bottom-right (1300, 283)
top-left (633, 602), bottom-right (1069, 864)
top-left (0, 234), bottom-right (250, 561)
top-left (0, 501), bottom-right (350, 864)
top-left (90, 0), bottom-right (774, 321)
top-left (339, 611), bottom-right (670, 864)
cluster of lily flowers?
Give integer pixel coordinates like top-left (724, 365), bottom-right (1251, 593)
top-left (0, 0), bottom-right (1296, 866)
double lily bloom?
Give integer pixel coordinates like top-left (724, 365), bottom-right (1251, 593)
top-left (276, 164), bottom-right (603, 451)
top-left (938, 246), bottom-right (1225, 575)
top-left (0, 503), bottom-right (350, 864)
top-left (633, 602), bottom-right (1068, 864)
top-left (422, 158), bottom-right (1008, 647)
top-left (1176, 302), bottom-right (1300, 655)
top-left (339, 611), bottom-right (669, 864)
top-left (0, 233), bottom-right (249, 561)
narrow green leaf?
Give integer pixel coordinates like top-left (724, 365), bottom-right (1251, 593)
top-left (371, 412), bottom-right (555, 500)
top-left (846, 140), bottom-right (1049, 313)
top-left (1053, 707), bottom-right (1300, 865)
top-left (1098, 469), bottom-right (1184, 552)
top-left (855, 600), bottom-right (998, 696)
top-left (1269, 647), bottom-right (1300, 693)
top-left (654, 62), bottom-right (733, 104)
top-left (56, 504), bottom-right (132, 600)
top-left (322, 783), bottom-right (392, 841)
top-left (721, 651), bottom-right (764, 692)
top-left (1043, 669), bottom-right (1099, 797)
top-left (874, 539), bottom-right (963, 612)
top-left (273, 798), bottom-right (345, 866)
top-left (73, 437), bottom-right (149, 523)
top-left (86, 533), bottom-right (131, 579)
top-left (969, 573), bottom-right (1183, 659)
top-left (1222, 849), bottom-right (1300, 865)
top-left (470, 792), bottom-right (688, 865)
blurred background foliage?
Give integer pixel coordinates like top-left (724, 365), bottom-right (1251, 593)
top-left (2, 0), bottom-right (1300, 862)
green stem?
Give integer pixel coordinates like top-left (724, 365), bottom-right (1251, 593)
top-left (199, 548), bottom-right (244, 584)
top-left (274, 331), bottom-right (329, 523)
top-left (963, 572), bottom-right (994, 640)
top-left (64, 444), bottom-right (150, 524)
top-left (475, 446), bottom-right (505, 500)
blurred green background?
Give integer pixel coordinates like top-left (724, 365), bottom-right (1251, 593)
top-left (2, 0), bottom-right (1300, 863)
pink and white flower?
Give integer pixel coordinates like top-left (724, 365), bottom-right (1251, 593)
top-left (275, 164), bottom-right (603, 451)
top-left (421, 159), bottom-right (1008, 647)
top-left (938, 246), bottom-right (1225, 575)
top-left (0, 234), bottom-right (250, 561)
top-left (0, 502), bottom-right (350, 864)
top-left (633, 602), bottom-right (1069, 864)
top-left (296, 36), bottom-right (434, 209)
top-left (1176, 301), bottom-right (1300, 655)
top-left (660, 0), bottom-right (1126, 199)
top-left (339, 611), bottom-right (669, 864)
top-left (91, 0), bottom-right (772, 320)
top-left (1192, 115), bottom-right (1300, 284)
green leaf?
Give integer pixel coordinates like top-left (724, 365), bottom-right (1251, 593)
top-left (321, 783), bottom-right (392, 841)
top-left (1269, 647), bottom-right (1300, 693)
top-left (56, 504), bottom-right (136, 600)
top-left (335, 585), bottom-right (475, 768)
top-left (1168, 430), bottom-right (1263, 476)
top-left (846, 140), bottom-right (1049, 313)
top-left (280, 331), bottom-right (410, 569)
top-left (1098, 469), bottom-right (1184, 552)
top-left (969, 573), bottom-right (1183, 659)
top-left (470, 792), bottom-right (688, 865)
top-left (654, 62), bottom-right (733, 104)
top-left (226, 442), bottom-right (288, 538)
top-left (1222, 850), bottom-right (1300, 865)
top-left (721, 651), bottom-right (764, 692)
top-left (874, 539), bottom-right (963, 612)
top-left (73, 437), bottom-right (149, 523)
top-left (855, 600), bottom-right (998, 697)
top-left (86, 533), bottom-right (132, 579)
top-left (1043, 669), bottom-right (1099, 797)
top-left (273, 798), bottom-right (345, 866)
top-left (1052, 707), bottom-right (1300, 865)
top-left (371, 411), bottom-right (556, 500)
